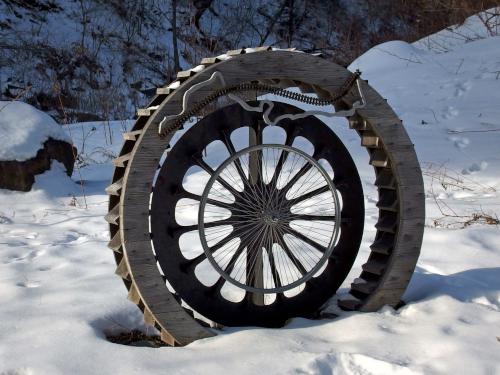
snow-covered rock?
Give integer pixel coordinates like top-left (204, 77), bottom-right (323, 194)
top-left (0, 101), bottom-right (70, 162)
top-left (0, 101), bottom-right (75, 191)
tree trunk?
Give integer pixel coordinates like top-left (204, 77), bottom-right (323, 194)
top-left (172, 0), bottom-right (180, 72)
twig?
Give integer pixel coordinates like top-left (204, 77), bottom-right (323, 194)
top-left (0, 85), bottom-right (32, 112)
top-left (455, 58), bottom-right (464, 75)
top-left (54, 82), bottom-right (88, 209)
top-left (447, 128), bottom-right (500, 134)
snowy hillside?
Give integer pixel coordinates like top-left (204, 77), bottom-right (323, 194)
top-left (1, 22), bottom-right (499, 375)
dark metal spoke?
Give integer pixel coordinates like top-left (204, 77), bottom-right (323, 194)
top-left (287, 185), bottom-right (330, 206)
top-left (265, 245), bottom-right (282, 289)
top-left (221, 133), bottom-right (249, 185)
top-left (194, 156), bottom-right (241, 198)
top-left (181, 190), bottom-right (234, 210)
top-left (275, 235), bottom-right (308, 276)
top-left (178, 217), bottom-right (234, 234)
top-left (287, 214), bottom-right (336, 221)
top-left (280, 162), bottom-right (313, 195)
top-left (280, 225), bottom-right (328, 253)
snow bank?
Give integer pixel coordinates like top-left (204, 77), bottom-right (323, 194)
top-left (0, 101), bottom-right (70, 161)
top-left (349, 40), bottom-right (429, 74)
top-left (415, 7), bottom-right (500, 52)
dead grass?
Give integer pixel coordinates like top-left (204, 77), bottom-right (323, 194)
top-left (424, 162), bottom-right (499, 229)
top-left (105, 330), bottom-right (167, 348)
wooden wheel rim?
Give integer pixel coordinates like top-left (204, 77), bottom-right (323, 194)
top-left (107, 49), bottom-right (425, 345)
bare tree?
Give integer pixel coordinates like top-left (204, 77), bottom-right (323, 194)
top-left (172, 0), bottom-right (180, 72)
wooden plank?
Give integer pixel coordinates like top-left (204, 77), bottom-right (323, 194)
top-left (351, 278), bottom-right (378, 294)
top-left (370, 149), bottom-right (388, 167)
top-left (115, 257), bottom-right (130, 280)
top-left (337, 296), bottom-right (361, 310)
top-left (349, 117), bottom-right (368, 130)
top-left (156, 87), bottom-right (174, 95)
top-left (376, 189), bottom-right (398, 211)
top-left (161, 329), bottom-right (177, 346)
top-left (127, 282), bottom-right (141, 304)
top-left (362, 260), bottom-right (386, 275)
top-left (123, 130), bottom-right (142, 141)
top-left (105, 177), bottom-right (123, 196)
top-left (375, 214), bottom-right (397, 233)
top-left (370, 233), bottom-right (394, 255)
top-left (143, 307), bottom-right (156, 326)
top-left (227, 48), bottom-right (245, 56)
top-left (104, 204), bottom-right (120, 225)
top-left (374, 168), bottom-right (396, 189)
top-left (107, 231), bottom-right (122, 253)
top-left (137, 108), bottom-right (155, 117)
top-left (200, 56), bottom-right (219, 65)
top-left (361, 131), bottom-right (380, 148)
top-left (112, 153), bottom-right (131, 168)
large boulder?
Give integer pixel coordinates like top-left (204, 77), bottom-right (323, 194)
top-left (0, 101), bottom-right (76, 191)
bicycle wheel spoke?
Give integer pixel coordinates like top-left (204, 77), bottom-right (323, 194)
top-left (199, 143), bottom-right (340, 294)
top-left (280, 224), bottom-right (327, 253)
top-left (287, 214), bottom-right (336, 221)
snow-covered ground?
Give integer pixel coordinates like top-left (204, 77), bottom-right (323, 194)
top-left (1, 15), bottom-right (499, 375)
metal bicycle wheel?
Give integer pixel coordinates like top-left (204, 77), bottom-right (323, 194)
top-left (199, 143), bottom-right (342, 294)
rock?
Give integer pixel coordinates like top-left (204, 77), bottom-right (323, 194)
top-left (0, 138), bottom-right (76, 192)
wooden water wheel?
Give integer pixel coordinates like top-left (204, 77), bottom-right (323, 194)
top-left (106, 48), bottom-right (425, 346)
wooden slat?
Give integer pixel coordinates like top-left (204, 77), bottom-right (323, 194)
top-left (127, 282), bottom-right (141, 304)
top-left (349, 118), bottom-right (367, 130)
top-left (104, 204), bottom-right (120, 225)
top-left (351, 278), bottom-right (378, 294)
top-left (137, 108), bottom-right (154, 117)
top-left (112, 153), bottom-right (131, 167)
top-left (245, 46), bottom-right (272, 53)
top-left (177, 70), bottom-right (196, 80)
top-left (107, 231), bottom-right (122, 253)
top-left (156, 87), bottom-right (174, 95)
top-left (115, 257), bottom-right (130, 280)
top-left (362, 260), bottom-right (386, 275)
top-left (227, 48), bottom-right (245, 56)
top-left (143, 307), bottom-right (156, 326)
top-left (200, 56), bottom-right (219, 65)
top-left (123, 130), bottom-right (142, 141)
top-left (370, 234), bottom-right (394, 255)
top-left (338, 297), bottom-right (361, 311)
top-left (374, 168), bottom-right (396, 189)
top-left (370, 149), bottom-right (388, 167)
top-left (377, 189), bottom-right (398, 211)
top-left (361, 131), bottom-right (380, 148)
top-left (105, 177), bottom-right (123, 196)
top-left (375, 213), bottom-right (398, 233)
top-left (161, 329), bottom-right (176, 346)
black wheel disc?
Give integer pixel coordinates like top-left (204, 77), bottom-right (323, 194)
top-left (150, 101), bottom-right (364, 327)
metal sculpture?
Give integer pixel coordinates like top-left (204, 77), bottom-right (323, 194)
top-left (106, 47), bottom-right (425, 346)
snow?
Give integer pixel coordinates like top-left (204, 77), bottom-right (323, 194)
top-left (0, 101), bottom-right (70, 161)
top-left (1, 20), bottom-right (500, 375)
top-left (415, 8), bottom-right (500, 53)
